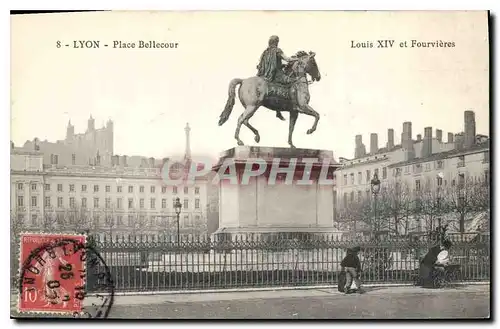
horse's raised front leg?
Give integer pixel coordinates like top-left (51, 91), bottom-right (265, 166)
top-left (234, 105), bottom-right (258, 146)
top-left (244, 120), bottom-right (261, 143)
top-left (297, 104), bottom-right (320, 135)
top-left (288, 110), bottom-right (298, 148)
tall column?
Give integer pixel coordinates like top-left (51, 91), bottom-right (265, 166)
top-left (185, 123), bottom-right (191, 160)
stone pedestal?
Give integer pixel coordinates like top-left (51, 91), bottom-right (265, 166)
top-left (212, 146), bottom-right (341, 239)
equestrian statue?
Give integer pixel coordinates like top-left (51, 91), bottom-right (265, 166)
top-left (218, 35), bottom-right (322, 148)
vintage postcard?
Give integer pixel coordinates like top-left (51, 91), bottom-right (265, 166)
top-left (10, 11), bottom-right (490, 319)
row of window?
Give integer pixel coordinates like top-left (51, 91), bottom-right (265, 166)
top-left (342, 167), bottom-right (388, 186)
top-left (51, 153), bottom-right (120, 166)
top-left (16, 196), bottom-right (202, 210)
top-left (396, 152), bottom-right (489, 176)
top-left (339, 151), bottom-right (489, 187)
top-left (51, 153), bottom-right (93, 166)
top-left (396, 160), bottom-right (444, 176)
top-left (16, 213), bottom-right (204, 228)
top-left (17, 183), bottom-right (200, 195)
top-left (338, 171), bottom-right (488, 205)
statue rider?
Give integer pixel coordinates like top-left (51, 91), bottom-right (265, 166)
top-left (257, 35), bottom-right (297, 121)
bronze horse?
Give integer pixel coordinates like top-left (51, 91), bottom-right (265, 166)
top-left (218, 51), bottom-right (321, 148)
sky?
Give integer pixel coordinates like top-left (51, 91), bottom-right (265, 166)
top-left (11, 11), bottom-right (489, 160)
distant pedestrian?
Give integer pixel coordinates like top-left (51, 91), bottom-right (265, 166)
top-left (340, 246), bottom-right (362, 294)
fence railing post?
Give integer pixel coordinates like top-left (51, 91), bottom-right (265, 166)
top-left (92, 232), bottom-right (488, 292)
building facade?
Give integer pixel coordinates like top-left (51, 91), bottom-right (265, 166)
top-left (11, 120), bottom-right (212, 238)
top-left (17, 115), bottom-right (114, 167)
top-left (333, 110), bottom-right (490, 234)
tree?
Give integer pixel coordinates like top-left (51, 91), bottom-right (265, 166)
top-left (10, 210), bottom-right (26, 286)
top-left (42, 211), bottom-right (59, 232)
top-left (470, 174), bottom-right (490, 212)
top-left (103, 204), bottom-right (117, 238)
top-left (334, 170), bottom-right (491, 237)
top-left (377, 181), bottom-right (414, 235)
top-left (471, 174), bottom-right (491, 232)
top-left (11, 210), bottom-right (26, 236)
top-left (128, 211), bottom-right (151, 236)
top-left (336, 192), bottom-right (389, 237)
top-left (192, 214), bottom-right (207, 236)
top-left (443, 176), bottom-right (482, 233)
top-left (334, 196), bottom-right (371, 235)
top-left (65, 204), bottom-right (98, 234)
top-left (413, 181), bottom-right (443, 234)
top-left (442, 174), bottom-right (490, 233)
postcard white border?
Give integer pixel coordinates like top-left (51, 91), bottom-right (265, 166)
top-left (2, 0), bottom-right (497, 328)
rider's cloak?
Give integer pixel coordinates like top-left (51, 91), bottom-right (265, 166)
top-left (257, 46), bottom-right (284, 81)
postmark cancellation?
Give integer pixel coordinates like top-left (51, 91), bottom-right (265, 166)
top-left (16, 232), bottom-right (114, 318)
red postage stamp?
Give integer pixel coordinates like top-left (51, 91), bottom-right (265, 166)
top-left (18, 233), bottom-right (87, 314)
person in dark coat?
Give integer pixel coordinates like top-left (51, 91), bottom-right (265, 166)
top-left (341, 246), bottom-right (362, 294)
top-left (418, 240), bottom-right (452, 288)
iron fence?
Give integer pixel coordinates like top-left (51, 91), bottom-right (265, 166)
top-left (86, 232), bottom-right (490, 292)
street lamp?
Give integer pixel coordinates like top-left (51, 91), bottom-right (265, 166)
top-left (370, 173), bottom-right (381, 236)
top-left (174, 197), bottom-right (182, 245)
top-left (436, 172), bottom-right (444, 243)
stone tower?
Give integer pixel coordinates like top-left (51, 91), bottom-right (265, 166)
top-left (66, 120), bottom-right (74, 140)
top-left (106, 119), bottom-right (114, 157)
top-left (87, 115), bottom-right (95, 132)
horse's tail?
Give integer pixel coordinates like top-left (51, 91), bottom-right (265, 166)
top-left (218, 78), bottom-right (243, 126)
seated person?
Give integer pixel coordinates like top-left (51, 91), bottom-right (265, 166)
top-left (418, 239), bottom-right (452, 288)
top-left (341, 246), bottom-right (362, 294)
top-left (433, 240), bottom-right (452, 281)
top-left (435, 241), bottom-right (451, 267)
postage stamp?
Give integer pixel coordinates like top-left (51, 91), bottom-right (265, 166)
top-left (9, 10), bottom-right (490, 320)
top-left (17, 232), bottom-right (114, 318)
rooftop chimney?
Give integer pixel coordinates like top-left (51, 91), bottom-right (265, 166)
top-left (122, 155), bottom-right (128, 167)
top-left (149, 157), bottom-right (155, 168)
top-left (422, 127), bottom-right (433, 158)
top-left (448, 133), bottom-right (454, 143)
top-left (455, 133), bottom-right (464, 150)
top-left (402, 121), bottom-right (415, 161)
top-left (464, 110), bottom-right (476, 149)
top-left (416, 134), bottom-right (422, 142)
top-left (354, 134), bottom-right (366, 158)
top-left (387, 128), bottom-right (394, 151)
top-left (370, 133), bottom-right (379, 155)
top-left (436, 129), bottom-right (443, 143)
top-left (111, 155), bottom-right (119, 166)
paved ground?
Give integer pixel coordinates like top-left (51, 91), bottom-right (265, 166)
top-left (12, 285), bottom-right (490, 319)
top-left (104, 285), bottom-right (490, 319)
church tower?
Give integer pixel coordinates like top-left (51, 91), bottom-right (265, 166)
top-left (184, 122), bottom-right (191, 160)
top-left (66, 120), bottom-right (74, 140)
top-left (106, 119), bottom-right (114, 156)
top-left (87, 115), bottom-right (95, 132)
